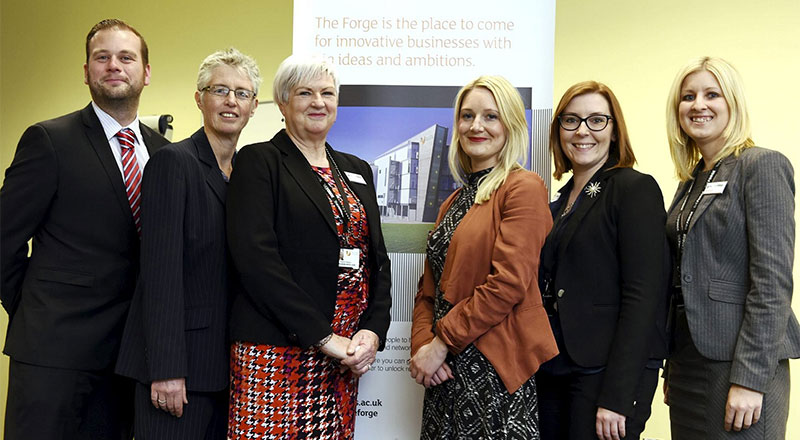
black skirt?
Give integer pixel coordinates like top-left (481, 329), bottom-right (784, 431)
top-left (667, 306), bottom-right (790, 439)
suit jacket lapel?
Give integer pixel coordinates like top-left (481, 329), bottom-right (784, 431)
top-left (273, 130), bottom-right (337, 234)
top-left (191, 129), bottom-right (227, 205)
top-left (557, 167), bottom-right (617, 258)
top-left (139, 122), bottom-right (164, 155)
top-left (668, 180), bottom-right (690, 214)
top-left (687, 155), bottom-right (737, 231)
top-left (331, 149), bottom-right (382, 238)
top-left (81, 104), bottom-right (135, 226)
top-left (332, 150), bottom-right (371, 209)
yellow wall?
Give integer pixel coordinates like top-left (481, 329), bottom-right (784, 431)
top-left (0, 0), bottom-right (294, 433)
top-left (1, 0), bottom-right (798, 438)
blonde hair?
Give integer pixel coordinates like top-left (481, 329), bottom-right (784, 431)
top-left (666, 56), bottom-right (754, 181)
top-left (550, 81), bottom-right (635, 180)
top-left (448, 75), bottom-right (528, 204)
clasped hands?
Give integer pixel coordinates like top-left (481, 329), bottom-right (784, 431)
top-left (319, 329), bottom-right (379, 377)
top-left (409, 336), bottom-right (454, 388)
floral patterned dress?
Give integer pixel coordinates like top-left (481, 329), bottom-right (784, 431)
top-left (228, 165), bottom-right (370, 439)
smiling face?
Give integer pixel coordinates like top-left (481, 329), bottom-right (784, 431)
top-left (196, 64), bottom-right (258, 141)
top-left (84, 28), bottom-right (150, 107)
top-left (279, 74), bottom-right (338, 142)
top-left (678, 69), bottom-right (730, 157)
top-left (559, 92), bottom-right (615, 176)
top-left (457, 87), bottom-right (507, 172)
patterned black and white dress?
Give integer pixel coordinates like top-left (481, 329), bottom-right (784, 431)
top-left (420, 169), bottom-right (540, 440)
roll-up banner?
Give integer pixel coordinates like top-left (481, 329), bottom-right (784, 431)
top-left (293, 1), bottom-right (556, 438)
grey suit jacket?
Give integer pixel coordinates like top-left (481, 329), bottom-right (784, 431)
top-left (669, 146), bottom-right (800, 393)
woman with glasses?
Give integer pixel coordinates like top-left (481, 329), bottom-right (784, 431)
top-left (116, 48), bottom-right (260, 439)
top-left (410, 75), bottom-right (557, 439)
top-left (536, 81), bottom-right (670, 440)
top-left (663, 57), bottom-right (800, 438)
top-left (226, 54), bottom-right (391, 439)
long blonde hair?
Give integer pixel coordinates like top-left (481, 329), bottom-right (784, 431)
top-left (666, 56), bottom-right (754, 181)
top-left (448, 75), bottom-right (528, 204)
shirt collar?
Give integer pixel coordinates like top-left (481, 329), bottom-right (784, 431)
top-left (91, 101), bottom-right (144, 146)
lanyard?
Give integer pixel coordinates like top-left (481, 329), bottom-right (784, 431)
top-left (321, 149), bottom-right (352, 237)
top-left (675, 159), bottom-right (722, 258)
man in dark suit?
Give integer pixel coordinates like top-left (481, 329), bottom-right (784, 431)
top-left (116, 48), bottom-right (260, 439)
top-left (0, 19), bottom-right (167, 439)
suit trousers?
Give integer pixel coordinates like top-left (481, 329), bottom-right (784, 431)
top-left (4, 358), bottom-right (134, 440)
top-left (134, 381), bottom-right (228, 440)
top-left (536, 365), bottom-right (659, 440)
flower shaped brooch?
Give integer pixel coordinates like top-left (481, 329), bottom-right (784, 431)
top-left (584, 181), bottom-right (602, 198)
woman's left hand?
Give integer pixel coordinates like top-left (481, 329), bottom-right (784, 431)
top-left (340, 329), bottom-right (379, 376)
top-left (409, 336), bottom-right (448, 387)
top-left (596, 407), bottom-right (626, 440)
top-left (430, 362), bottom-right (454, 386)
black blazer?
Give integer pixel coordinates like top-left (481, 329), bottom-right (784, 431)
top-left (226, 129), bottom-right (391, 350)
top-left (116, 129), bottom-right (230, 392)
top-left (541, 164), bottom-right (670, 416)
top-left (0, 104), bottom-right (168, 370)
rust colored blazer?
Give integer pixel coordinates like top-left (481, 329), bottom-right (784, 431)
top-left (411, 168), bottom-right (558, 393)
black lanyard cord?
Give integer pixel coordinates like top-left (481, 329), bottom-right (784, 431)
top-left (324, 149), bottom-right (352, 236)
top-left (675, 159), bottom-right (722, 267)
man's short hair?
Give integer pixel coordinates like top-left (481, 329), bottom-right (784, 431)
top-left (85, 19), bottom-right (149, 65)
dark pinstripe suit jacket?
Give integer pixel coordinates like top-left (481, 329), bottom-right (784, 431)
top-left (116, 128), bottom-right (230, 392)
top-left (1, 104), bottom-right (167, 370)
top-left (670, 146), bottom-right (800, 393)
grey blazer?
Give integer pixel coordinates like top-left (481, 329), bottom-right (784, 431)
top-left (670, 146), bottom-right (800, 393)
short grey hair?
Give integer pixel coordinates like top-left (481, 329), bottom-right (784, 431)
top-left (273, 54), bottom-right (340, 106)
top-left (197, 48), bottom-right (262, 96)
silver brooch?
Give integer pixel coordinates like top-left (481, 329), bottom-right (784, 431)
top-left (584, 181), bottom-right (602, 198)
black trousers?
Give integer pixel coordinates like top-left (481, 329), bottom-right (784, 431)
top-left (4, 358), bottom-right (134, 440)
top-left (536, 366), bottom-right (659, 440)
top-left (133, 381), bottom-right (228, 440)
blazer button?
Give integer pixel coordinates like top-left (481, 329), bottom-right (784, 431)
top-left (557, 289), bottom-right (565, 298)
top-left (683, 274), bottom-right (693, 283)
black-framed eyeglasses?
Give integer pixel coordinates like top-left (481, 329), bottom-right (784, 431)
top-left (200, 85), bottom-right (256, 101)
top-left (558, 114), bottom-right (613, 131)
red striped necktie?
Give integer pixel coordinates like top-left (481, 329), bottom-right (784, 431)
top-left (115, 128), bottom-right (143, 236)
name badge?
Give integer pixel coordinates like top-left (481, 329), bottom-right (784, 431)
top-left (551, 192), bottom-right (562, 203)
top-left (345, 171), bottom-right (367, 185)
top-left (339, 248), bottom-right (360, 269)
top-left (702, 181), bottom-right (727, 195)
